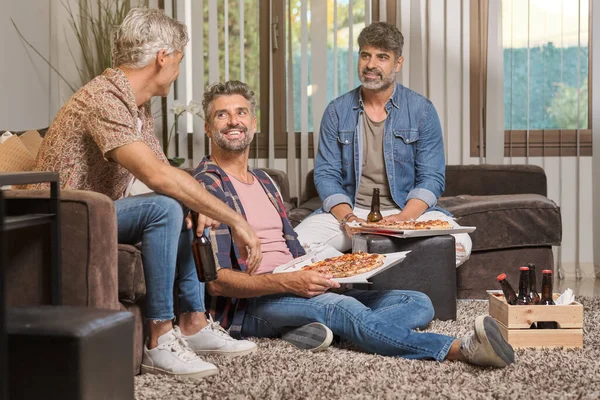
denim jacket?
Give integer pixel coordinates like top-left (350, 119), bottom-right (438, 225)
top-left (314, 82), bottom-right (449, 215)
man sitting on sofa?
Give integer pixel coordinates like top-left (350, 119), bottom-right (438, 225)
top-left (294, 22), bottom-right (471, 266)
top-left (31, 8), bottom-right (258, 379)
top-left (193, 80), bottom-right (515, 368)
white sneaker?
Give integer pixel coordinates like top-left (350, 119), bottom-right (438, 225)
top-left (141, 326), bottom-right (218, 379)
top-left (183, 316), bottom-right (257, 357)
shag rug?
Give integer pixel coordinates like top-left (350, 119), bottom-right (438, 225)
top-left (135, 297), bottom-right (600, 400)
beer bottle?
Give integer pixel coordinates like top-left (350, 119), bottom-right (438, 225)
top-left (190, 211), bottom-right (218, 282)
top-left (527, 263), bottom-right (541, 305)
top-left (497, 273), bottom-right (517, 305)
top-left (367, 188), bottom-right (383, 223)
top-left (537, 269), bottom-right (558, 329)
top-left (516, 266), bottom-right (532, 305)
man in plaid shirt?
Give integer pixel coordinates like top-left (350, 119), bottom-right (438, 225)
top-left (192, 81), bottom-right (515, 368)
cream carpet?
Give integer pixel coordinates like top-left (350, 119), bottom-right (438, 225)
top-left (135, 297), bottom-right (600, 400)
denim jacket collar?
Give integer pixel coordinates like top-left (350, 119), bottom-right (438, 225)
top-left (353, 84), bottom-right (401, 111)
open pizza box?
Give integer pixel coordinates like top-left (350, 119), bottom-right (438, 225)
top-left (272, 245), bottom-right (410, 284)
top-left (346, 221), bottom-right (476, 238)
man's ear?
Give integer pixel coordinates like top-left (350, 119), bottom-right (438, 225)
top-left (395, 56), bottom-right (404, 72)
top-left (252, 116), bottom-right (257, 132)
top-left (205, 122), bottom-right (212, 138)
top-left (156, 49), bottom-right (168, 67)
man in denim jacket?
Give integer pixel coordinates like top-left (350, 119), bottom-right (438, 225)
top-left (295, 22), bottom-right (471, 266)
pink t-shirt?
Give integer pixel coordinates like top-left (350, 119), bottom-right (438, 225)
top-left (230, 175), bottom-right (293, 274)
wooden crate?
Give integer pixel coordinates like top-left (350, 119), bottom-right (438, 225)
top-left (488, 292), bottom-right (583, 349)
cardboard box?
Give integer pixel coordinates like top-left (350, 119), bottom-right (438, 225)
top-left (488, 292), bottom-right (583, 349)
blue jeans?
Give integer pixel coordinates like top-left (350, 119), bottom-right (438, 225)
top-left (115, 193), bottom-right (204, 320)
top-left (241, 289), bottom-right (455, 361)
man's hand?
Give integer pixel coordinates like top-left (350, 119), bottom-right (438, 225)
top-left (281, 270), bottom-right (341, 298)
top-left (343, 216), bottom-right (366, 238)
top-left (185, 212), bottom-right (220, 235)
top-left (381, 212), bottom-right (411, 223)
top-left (382, 198), bottom-right (429, 222)
top-left (230, 220), bottom-right (262, 273)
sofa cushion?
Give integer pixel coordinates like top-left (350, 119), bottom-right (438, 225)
top-left (438, 194), bottom-right (561, 252)
top-left (118, 244), bottom-right (146, 303)
top-left (0, 135), bottom-right (36, 172)
top-left (288, 197), bottom-right (322, 227)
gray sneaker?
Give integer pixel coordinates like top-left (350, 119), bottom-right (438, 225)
top-left (459, 315), bottom-right (515, 367)
top-left (281, 322), bottom-right (333, 352)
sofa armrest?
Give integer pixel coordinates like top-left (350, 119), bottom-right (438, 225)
top-left (5, 189), bottom-right (119, 311)
top-left (444, 164), bottom-right (547, 197)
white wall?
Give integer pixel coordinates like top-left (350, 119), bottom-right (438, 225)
top-left (1, 0), bottom-right (81, 131)
top-left (1, 0), bottom-right (52, 130)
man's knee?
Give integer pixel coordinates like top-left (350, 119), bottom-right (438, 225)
top-left (409, 291), bottom-right (435, 326)
top-left (145, 194), bottom-right (186, 225)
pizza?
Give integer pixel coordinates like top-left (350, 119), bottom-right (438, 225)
top-left (301, 252), bottom-right (386, 278)
top-left (360, 219), bottom-right (453, 230)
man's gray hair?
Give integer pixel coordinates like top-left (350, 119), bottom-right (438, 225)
top-left (203, 81), bottom-right (257, 120)
top-left (112, 8), bottom-right (188, 68)
top-left (357, 22), bottom-right (404, 59)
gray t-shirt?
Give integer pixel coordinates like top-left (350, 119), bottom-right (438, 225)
top-left (355, 114), bottom-right (396, 210)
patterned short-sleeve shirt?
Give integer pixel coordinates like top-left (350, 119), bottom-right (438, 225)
top-left (32, 68), bottom-right (167, 200)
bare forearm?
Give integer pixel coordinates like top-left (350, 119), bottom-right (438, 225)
top-left (400, 198), bottom-right (429, 219)
top-left (109, 142), bottom-right (245, 227)
top-left (148, 165), bottom-right (244, 227)
top-left (330, 203), bottom-right (354, 222)
top-left (207, 269), bottom-right (286, 298)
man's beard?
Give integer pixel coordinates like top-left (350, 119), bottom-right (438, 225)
top-left (210, 124), bottom-right (255, 152)
top-left (359, 67), bottom-right (396, 91)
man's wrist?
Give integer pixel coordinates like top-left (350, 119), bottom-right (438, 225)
top-left (339, 212), bottom-right (357, 228)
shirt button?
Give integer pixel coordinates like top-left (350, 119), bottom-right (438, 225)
top-left (405, 139), bottom-right (410, 143)
top-left (345, 139), bottom-right (349, 144)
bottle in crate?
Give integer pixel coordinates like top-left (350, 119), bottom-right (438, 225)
top-left (537, 269), bottom-right (558, 329)
top-left (527, 263), bottom-right (541, 304)
top-left (497, 273), bottom-right (517, 305)
top-left (516, 266), bottom-right (532, 305)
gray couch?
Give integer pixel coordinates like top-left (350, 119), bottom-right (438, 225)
top-left (288, 164), bottom-right (562, 299)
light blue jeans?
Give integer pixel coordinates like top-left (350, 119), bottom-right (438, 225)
top-left (115, 193), bottom-right (205, 320)
top-left (242, 289), bottom-right (455, 361)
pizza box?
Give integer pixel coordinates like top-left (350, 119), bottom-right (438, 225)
top-left (272, 246), bottom-right (410, 284)
top-left (346, 221), bottom-right (476, 238)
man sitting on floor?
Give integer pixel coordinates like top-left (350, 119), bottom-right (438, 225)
top-left (193, 80), bottom-right (515, 368)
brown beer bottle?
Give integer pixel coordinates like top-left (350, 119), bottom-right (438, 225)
top-left (367, 188), bottom-right (383, 223)
top-left (190, 211), bottom-right (218, 282)
top-left (497, 273), bottom-right (517, 305)
top-left (527, 263), bottom-right (541, 304)
top-left (537, 269), bottom-right (558, 329)
top-left (516, 266), bottom-right (532, 305)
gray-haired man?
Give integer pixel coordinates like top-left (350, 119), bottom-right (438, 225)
top-left (295, 22), bottom-right (472, 267)
top-left (33, 8), bottom-right (258, 379)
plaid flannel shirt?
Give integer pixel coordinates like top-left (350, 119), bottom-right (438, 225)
top-left (193, 156), bottom-right (305, 337)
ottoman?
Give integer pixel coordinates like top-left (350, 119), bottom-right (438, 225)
top-left (7, 306), bottom-right (134, 400)
top-left (352, 234), bottom-right (457, 321)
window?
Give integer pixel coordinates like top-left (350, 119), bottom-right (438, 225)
top-left (470, 0), bottom-right (591, 157)
top-left (270, 0), bottom-right (374, 158)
